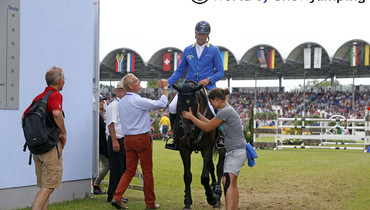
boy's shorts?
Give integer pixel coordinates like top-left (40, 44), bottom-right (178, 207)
top-left (33, 141), bottom-right (63, 188)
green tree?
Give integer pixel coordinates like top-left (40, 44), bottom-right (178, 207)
top-left (147, 79), bottom-right (185, 88)
top-left (174, 78), bottom-right (185, 86)
top-left (150, 112), bottom-right (160, 133)
top-left (244, 104), bottom-right (254, 145)
top-left (318, 80), bottom-right (340, 87)
top-left (147, 81), bottom-right (158, 88)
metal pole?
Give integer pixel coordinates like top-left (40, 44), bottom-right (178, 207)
top-left (254, 72), bottom-right (257, 106)
top-left (92, 0), bottom-right (100, 195)
top-left (228, 77), bottom-right (230, 90)
top-left (303, 70), bottom-right (306, 117)
top-left (352, 68), bottom-right (355, 113)
top-left (279, 76), bottom-right (282, 92)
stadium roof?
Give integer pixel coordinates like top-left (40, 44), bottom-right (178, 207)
top-left (100, 39), bottom-right (370, 82)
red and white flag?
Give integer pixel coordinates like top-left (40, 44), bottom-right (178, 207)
top-left (163, 53), bottom-right (171, 71)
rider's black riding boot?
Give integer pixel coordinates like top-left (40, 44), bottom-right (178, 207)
top-left (165, 113), bottom-right (178, 150)
top-left (216, 127), bottom-right (225, 149)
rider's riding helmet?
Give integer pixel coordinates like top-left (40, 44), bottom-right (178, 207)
top-left (195, 21), bottom-right (211, 34)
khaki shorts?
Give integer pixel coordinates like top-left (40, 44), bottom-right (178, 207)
top-left (33, 141), bottom-right (63, 188)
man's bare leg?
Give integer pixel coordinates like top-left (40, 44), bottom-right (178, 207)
top-left (32, 187), bottom-right (54, 210)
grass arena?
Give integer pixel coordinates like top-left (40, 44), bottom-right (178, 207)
top-left (19, 138), bottom-right (370, 210)
top-left (27, 92), bottom-right (369, 210)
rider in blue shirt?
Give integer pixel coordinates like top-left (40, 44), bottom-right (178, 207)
top-left (166, 21), bottom-right (225, 150)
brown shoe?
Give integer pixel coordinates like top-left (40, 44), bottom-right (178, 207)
top-left (111, 199), bottom-right (128, 209)
top-left (145, 204), bottom-right (160, 209)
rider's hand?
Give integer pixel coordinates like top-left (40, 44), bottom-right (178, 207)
top-left (161, 79), bottom-right (169, 88)
top-left (198, 78), bottom-right (210, 87)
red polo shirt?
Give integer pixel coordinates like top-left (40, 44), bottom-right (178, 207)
top-left (23, 87), bottom-right (63, 116)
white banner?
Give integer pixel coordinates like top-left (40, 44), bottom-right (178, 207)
top-left (304, 48), bottom-right (311, 69)
top-left (314, 47), bottom-right (322, 69)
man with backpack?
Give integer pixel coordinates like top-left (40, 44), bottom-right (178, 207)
top-left (22, 67), bottom-right (67, 210)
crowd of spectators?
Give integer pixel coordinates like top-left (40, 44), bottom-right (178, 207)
top-left (101, 89), bottom-right (370, 126)
top-left (229, 90), bottom-right (370, 120)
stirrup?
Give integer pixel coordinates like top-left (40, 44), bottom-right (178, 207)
top-left (165, 137), bottom-right (178, 150)
top-left (216, 137), bottom-right (225, 149)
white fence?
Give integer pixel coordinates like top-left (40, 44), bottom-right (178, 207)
top-left (253, 107), bottom-right (370, 152)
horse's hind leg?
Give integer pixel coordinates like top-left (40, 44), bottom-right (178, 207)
top-left (210, 161), bottom-right (221, 209)
top-left (213, 148), bottom-right (226, 208)
top-left (180, 149), bottom-right (193, 210)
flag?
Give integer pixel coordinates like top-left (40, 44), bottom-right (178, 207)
top-left (174, 52), bottom-right (182, 71)
top-left (304, 48), bottom-right (311, 69)
top-left (269, 49), bottom-right (275, 70)
top-left (314, 47), bottom-right (322, 69)
top-left (221, 51), bottom-right (229, 71)
top-left (126, 52), bottom-right (135, 73)
top-left (163, 52), bottom-right (171, 71)
top-left (115, 53), bottom-right (124, 72)
top-left (364, 44), bottom-right (369, 66)
top-left (257, 50), bottom-right (267, 68)
top-left (350, 45), bottom-right (358, 67)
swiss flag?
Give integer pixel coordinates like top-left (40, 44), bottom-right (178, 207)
top-left (163, 53), bottom-right (171, 71)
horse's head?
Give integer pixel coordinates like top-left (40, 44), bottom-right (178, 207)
top-left (173, 80), bottom-right (203, 138)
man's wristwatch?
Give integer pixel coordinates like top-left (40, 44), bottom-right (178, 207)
top-left (163, 87), bottom-right (168, 90)
top-left (207, 77), bottom-right (211, 84)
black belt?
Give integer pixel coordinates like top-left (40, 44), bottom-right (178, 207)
top-left (109, 136), bottom-right (124, 140)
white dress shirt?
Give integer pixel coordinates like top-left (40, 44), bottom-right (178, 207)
top-left (105, 97), bottom-right (124, 138)
top-left (118, 92), bottom-right (168, 135)
top-left (196, 43), bottom-right (205, 59)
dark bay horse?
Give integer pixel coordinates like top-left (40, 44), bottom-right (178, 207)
top-left (172, 80), bottom-right (226, 210)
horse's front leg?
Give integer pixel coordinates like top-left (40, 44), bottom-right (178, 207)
top-left (201, 150), bottom-right (218, 206)
top-left (180, 148), bottom-right (193, 210)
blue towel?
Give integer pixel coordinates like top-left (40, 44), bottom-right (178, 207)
top-left (246, 143), bottom-right (257, 167)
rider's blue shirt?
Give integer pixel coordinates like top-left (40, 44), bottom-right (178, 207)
top-left (168, 42), bottom-right (224, 90)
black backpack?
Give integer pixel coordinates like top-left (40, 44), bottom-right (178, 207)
top-left (22, 90), bottom-right (60, 159)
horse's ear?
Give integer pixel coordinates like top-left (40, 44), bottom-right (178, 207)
top-left (172, 84), bottom-right (181, 92)
top-left (194, 84), bottom-right (203, 92)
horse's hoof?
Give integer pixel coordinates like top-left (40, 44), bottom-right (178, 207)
top-left (212, 200), bottom-right (221, 209)
top-left (183, 206), bottom-right (192, 210)
top-left (207, 196), bottom-right (218, 206)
